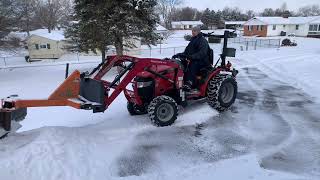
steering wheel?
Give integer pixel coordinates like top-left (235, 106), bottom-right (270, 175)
top-left (169, 56), bottom-right (190, 72)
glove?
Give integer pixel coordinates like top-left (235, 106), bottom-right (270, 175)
top-left (172, 54), bottom-right (179, 59)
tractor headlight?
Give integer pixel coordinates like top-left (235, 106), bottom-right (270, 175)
top-left (137, 81), bottom-right (153, 88)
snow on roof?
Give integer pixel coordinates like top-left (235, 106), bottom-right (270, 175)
top-left (6, 31), bottom-right (28, 40)
top-left (172, 21), bottom-right (203, 26)
top-left (29, 29), bottom-right (65, 41)
top-left (156, 24), bottom-right (168, 31)
top-left (245, 16), bottom-right (320, 25)
top-left (310, 18), bottom-right (320, 24)
top-left (225, 21), bottom-right (246, 25)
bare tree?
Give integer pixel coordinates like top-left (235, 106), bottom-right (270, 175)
top-left (34, 0), bottom-right (72, 33)
top-left (170, 7), bottom-right (198, 21)
top-left (246, 10), bottom-right (255, 19)
top-left (297, 4), bottom-right (320, 16)
top-left (157, 0), bottom-right (184, 28)
top-left (261, 8), bottom-right (275, 17)
top-left (16, 0), bottom-right (38, 36)
top-left (280, 2), bottom-right (288, 12)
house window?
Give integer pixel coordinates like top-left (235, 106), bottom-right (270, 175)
top-left (47, 44), bottom-right (51, 49)
top-left (35, 44), bottom-right (39, 50)
top-left (256, 25), bottom-right (259, 31)
top-left (296, 25), bottom-right (299, 30)
top-left (283, 25), bottom-right (286, 28)
top-left (248, 25), bottom-right (253, 31)
top-left (273, 25), bottom-right (276, 30)
top-left (260, 25), bottom-right (263, 31)
top-left (40, 44), bottom-right (47, 49)
top-left (309, 24), bottom-right (319, 31)
top-left (319, 25), bottom-right (320, 31)
top-left (189, 25), bottom-right (192, 29)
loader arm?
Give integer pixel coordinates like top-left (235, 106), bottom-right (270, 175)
top-left (0, 55), bottom-right (180, 133)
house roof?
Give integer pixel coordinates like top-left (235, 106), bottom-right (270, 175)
top-left (225, 21), bottom-right (246, 25)
top-left (245, 16), bottom-right (320, 25)
top-left (29, 29), bottom-right (65, 41)
top-left (156, 24), bottom-right (168, 31)
top-left (171, 21), bottom-right (203, 26)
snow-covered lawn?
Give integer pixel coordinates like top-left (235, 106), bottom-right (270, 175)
top-left (236, 37), bottom-right (320, 102)
top-left (1, 31), bottom-right (320, 180)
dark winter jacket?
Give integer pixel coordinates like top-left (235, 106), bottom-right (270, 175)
top-left (183, 33), bottom-right (210, 66)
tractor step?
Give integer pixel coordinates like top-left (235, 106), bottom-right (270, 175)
top-left (185, 89), bottom-right (201, 98)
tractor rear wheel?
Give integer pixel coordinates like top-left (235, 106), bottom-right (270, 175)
top-left (148, 96), bottom-right (178, 127)
top-left (127, 102), bottom-right (147, 115)
top-left (207, 74), bottom-right (237, 112)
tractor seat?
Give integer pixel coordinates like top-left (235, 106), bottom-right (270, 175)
top-left (197, 66), bottom-right (214, 78)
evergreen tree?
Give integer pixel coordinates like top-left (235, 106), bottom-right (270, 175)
top-left (0, 0), bottom-right (17, 39)
top-left (213, 10), bottom-right (224, 28)
top-left (66, 0), bottom-right (159, 62)
top-left (201, 8), bottom-right (212, 28)
top-left (65, 0), bottom-right (109, 61)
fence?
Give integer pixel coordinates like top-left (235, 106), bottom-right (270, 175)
top-left (230, 37), bottom-right (281, 51)
top-left (0, 46), bottom-right (186, 69)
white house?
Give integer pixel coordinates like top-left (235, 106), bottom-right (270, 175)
top-left (26, 29), bottom-right (143, 60)
top-left (155, 24), bottom-right (168, 33)
top-left (243, 16), bottom-right (320, 37)
top-left (155, 24), bottom-right (169, 38)
top-left (171, 21), bottom-right (203, 30)
top-left (26, 29), bottom-right (67, 59)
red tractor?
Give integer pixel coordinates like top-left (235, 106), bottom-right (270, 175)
top-left (0, 31), bottom-right (238, 137)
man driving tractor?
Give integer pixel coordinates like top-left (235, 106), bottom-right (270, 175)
top-left (172, 26), bottom-right (210, 91)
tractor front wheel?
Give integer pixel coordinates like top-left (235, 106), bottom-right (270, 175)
top-left (207, 74), bottom-right (237, 112)
top-left (148, 96), bottom-right (178, 127)
top-left (127, 102), bottom-right (147, 115)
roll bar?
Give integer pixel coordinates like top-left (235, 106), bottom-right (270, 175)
top-left (202, 30), bottom-right (237, 67)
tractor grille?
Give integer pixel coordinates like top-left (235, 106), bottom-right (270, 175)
top-left (135, 77), bottom-right (155, 103)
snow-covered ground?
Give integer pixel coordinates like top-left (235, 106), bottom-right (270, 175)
top-left (1, 31), bottom-right (320, 180)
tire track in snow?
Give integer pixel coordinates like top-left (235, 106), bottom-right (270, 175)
top-left (112, 71), bottom-right (261, 176)
top-left (242, 67), bottom-right (320, 177)
top-left (111, 66), bottom-right (319, 178)
top-left (238, 68), bottom-right (294, 154)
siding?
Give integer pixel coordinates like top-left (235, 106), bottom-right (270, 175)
top-left (267, 24), bottom-right (309, 36)
top-left (27, 35), bottom-right (66, 59)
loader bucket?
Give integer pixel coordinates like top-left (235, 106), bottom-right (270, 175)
top-left (0, 108), bottom-right (27, 131)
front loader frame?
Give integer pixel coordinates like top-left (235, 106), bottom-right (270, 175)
top-left (0, 56), bottom-right (182, 132)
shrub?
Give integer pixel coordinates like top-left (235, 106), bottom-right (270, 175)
top-left (208, 37), bottom-right (221, 43)
top-left (184, 34), bottom-right (192, 41)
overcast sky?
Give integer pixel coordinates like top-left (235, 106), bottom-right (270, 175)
top-left (185, 0), bottom-right (320, 12)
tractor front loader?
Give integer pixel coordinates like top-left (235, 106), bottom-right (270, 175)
top-left (0, 55), bottom-right (185, 137)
